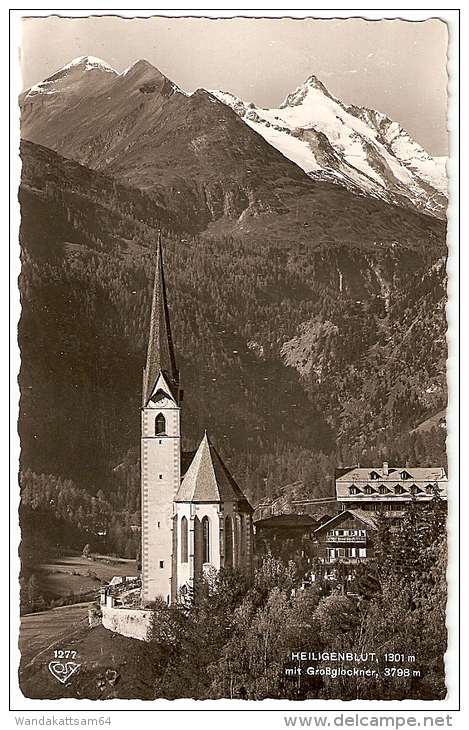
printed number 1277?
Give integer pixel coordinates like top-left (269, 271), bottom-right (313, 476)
top-left (53, 650), bottom-right (77, 659)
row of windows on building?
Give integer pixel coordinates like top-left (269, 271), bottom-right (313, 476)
top-left (327, 529), bottom-right (366, 537)
top-left (327, 547), bottom-right (367, 559)
top-left (358, 503), bottom-right (411, 511)
top-left (348, 484), bottom-right (433, 495)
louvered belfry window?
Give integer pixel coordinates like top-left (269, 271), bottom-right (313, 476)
top-left (155, 413), bottom-right (166, 435)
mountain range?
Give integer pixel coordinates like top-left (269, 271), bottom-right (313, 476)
top-left (20, 56), bottom-right (447, 223)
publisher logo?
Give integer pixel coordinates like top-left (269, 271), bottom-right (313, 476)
top-left (48, 661), bottom-right (80, 684)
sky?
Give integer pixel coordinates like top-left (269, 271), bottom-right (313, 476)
top-left (13, 10), bottom-right (455, 157)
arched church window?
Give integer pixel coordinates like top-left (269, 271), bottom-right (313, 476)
top-left (225, 515), bottom-right (233, 567)
top-left (155, 413), bottom-right (166, 435)
top-left (181, 516), bottom-right (188, 563)
top-left (202, 516), bottom-right (210, 564)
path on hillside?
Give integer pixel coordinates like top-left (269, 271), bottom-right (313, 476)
top-left (18, 603), bottom-right (91, 672)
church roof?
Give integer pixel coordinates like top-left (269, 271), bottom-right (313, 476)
top-left (142, 232), bottom-right (179, 407)
top-left (175, 432), bottom-right (252, 510)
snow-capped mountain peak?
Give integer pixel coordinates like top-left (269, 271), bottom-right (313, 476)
top-left (210, 74), bottom-right (447, 219)
top-left (279, 74), bottom-right (334, 108)
top-left (24, 56), bottom-right (118, 99)
top-left (61, 55), bottom-right (117, 73)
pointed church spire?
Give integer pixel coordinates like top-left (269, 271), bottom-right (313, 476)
top-left (143, 231), bottom-right (179, 406)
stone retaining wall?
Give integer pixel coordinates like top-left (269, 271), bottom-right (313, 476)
top-left (101, 604), bottom-right (153, 641)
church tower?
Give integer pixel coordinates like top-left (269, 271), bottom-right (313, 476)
top-left (141, 232), bottom-right (253, 606)
top-left (141, 232), bottom-right (180, 605)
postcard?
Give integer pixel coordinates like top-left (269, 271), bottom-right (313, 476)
top-left (10, 8), bottom-right (460, 724)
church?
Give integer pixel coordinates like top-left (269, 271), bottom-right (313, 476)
top-left (140, 233), bottom-right (254, 605)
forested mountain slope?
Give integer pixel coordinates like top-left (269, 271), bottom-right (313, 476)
top-left (17, 131), bottom-right (448, 556)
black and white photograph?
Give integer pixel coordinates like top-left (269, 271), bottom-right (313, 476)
top-left (10, 8), bottom-right (460, 717)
